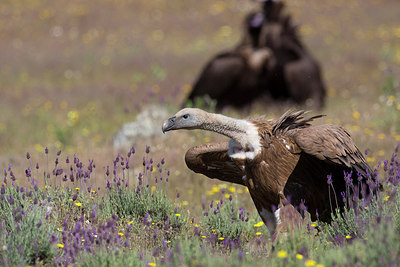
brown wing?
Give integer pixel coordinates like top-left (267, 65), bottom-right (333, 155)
top-left (288, 124), bottom-right (372, 176)
top-left (185, 142), bottom-right (246, 186)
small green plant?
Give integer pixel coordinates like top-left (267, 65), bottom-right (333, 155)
top-left (0, 205), bottom-right (56, 266)
top-left (185, 94), bottom-right (217, 112)
top-left (200, 195), bottom-right (259, 241)
top-left (77, 249), bottom-right (145, 267)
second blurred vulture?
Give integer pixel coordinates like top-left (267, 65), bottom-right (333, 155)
top-left (186, 0), bottom-right (326, 110)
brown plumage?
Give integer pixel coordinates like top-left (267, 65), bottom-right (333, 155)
top-left (162, 108), bottom-right (375, 239)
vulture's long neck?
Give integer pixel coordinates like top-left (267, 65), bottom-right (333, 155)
top-left (200, 113), bottom-right (261, 154)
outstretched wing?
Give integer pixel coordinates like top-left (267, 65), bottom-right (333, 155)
top-left (289, 124), bottom-right (372, 176)
top-left (185, 142), bottom-right (246, 186)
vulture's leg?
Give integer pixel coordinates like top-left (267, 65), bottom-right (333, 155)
top-left (272, 192), bottom-right (305, 242)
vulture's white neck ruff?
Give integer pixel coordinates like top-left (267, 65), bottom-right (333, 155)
top-left (201, 113), bottom-right (261, 160)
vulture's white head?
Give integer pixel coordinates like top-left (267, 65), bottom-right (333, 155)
top-left (162, 108), bottom-right (206, 133)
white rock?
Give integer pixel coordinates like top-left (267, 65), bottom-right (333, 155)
top-left (113, 105), bottom-right (169, 150)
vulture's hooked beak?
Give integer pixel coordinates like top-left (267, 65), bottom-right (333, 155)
top-left (162, 116), bottom-right (176, 133)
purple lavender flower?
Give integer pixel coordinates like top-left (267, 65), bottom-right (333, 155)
top-left (7, 195), bottom-right (14, 205)
top-left (153, 229), bottom-right (158, 239)
top-left (238, 250), bottom-right (244, 261)
top-left (164, 217), bottom-right (170, 231)
top-left (25, 168), bottom-right (31, 178)
top-left (125, 237), bottom-right (130, 247)
top-left (143, 212), bottom-right (150, 226)
top-left (327, 174), bottom-right (332, 185)
top-left (26, 152), bottom-right (30, 159)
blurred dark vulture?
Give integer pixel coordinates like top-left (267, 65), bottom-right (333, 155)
top-left (163, 108), bottom-right (376, 240)
top-left (186, 0), bottom-right (326, 110)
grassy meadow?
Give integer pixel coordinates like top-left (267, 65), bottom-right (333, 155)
top-left (0, 0), bottom-right (400, 266)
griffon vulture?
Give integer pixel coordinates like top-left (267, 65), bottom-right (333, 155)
top-left (253, 0), bottom-right (326, 107)
top-left (162, 108), bottom-right (375, 239)
top-left (186, 47), bottom-right (274, 110)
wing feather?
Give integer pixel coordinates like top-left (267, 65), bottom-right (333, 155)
top-left (185, 142), bottom-right (246, 186)
top-left (288, 124), bottom-right (372, 176)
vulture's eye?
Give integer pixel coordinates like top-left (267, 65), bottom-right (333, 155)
top-left (183, 114), bottom-right (189, 119)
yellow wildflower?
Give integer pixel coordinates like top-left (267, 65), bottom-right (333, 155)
top-left (296, 254), bottom-right (304, 260)
top-left (212, 186), bottom-right (219, 193)
top-left (148, 263), bottom-right (157, 267)
top-left (75, 202), bottom-right (82, 207)
top-left (228, 186), bottom-right (235, 193)
top-left (175, 213), bottom-right (181, 217)
top-left (256, 232), bottom-right (262, 236)
top-left (118, 232), bottom-right (124, 236)
top-left (254, 221), bottom-right (264, 227)
top-left (201, 235), bottom-right (206, 238)
top-left (57, 243), bottom-right (64, 248)
top-left (205, 190), bottom-right (214, 196)
top-left (384, 195), bottom-right (390, 201)
top-left (305, 260), bottom-right (316, 266)
top-left (277, 250), bottom-right (287, 258)
top-left (345, 235), bottom-right (352, 239)
top-left (352, 111), bottom-right (360, 120)
top-left (218, 237), bottom-right (224, 240)
top-left (366, 157), bottom-right (375, 163)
